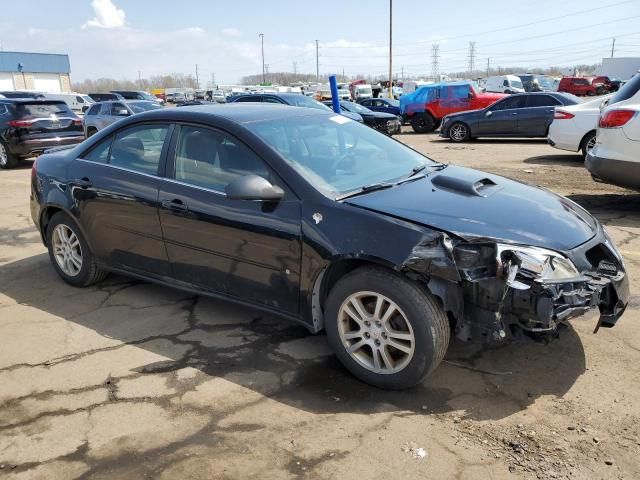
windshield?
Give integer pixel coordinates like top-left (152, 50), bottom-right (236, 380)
top-left (288, 95), bottom-right (332, 111)
top-left (510, 79), bottom-right (524, 89)
top-left (357, 87), bottom-right (372, 94)
top-left (128, 102), bottom-right (162, 113)
top-left (535, 76), bottom-right (554, 89)
top-left (247, 115), bottom-right (435, 197)
top-left (343, 102), bottom-right (370, 113)
top-left (139, 92), bottom-right (157, 101)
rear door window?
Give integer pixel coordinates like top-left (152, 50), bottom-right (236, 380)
top-left (491, 96), bottom-right (527, 110)
top-left (527, 95), bottom-right (561, 107)
top-left (109, 124), bottom-right (169, 175)
top-left (86, 104), bottom-right (100, 116)
top-left (609, 74), bottom-right (640, 105)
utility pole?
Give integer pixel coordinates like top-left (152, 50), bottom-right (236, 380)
top-left (293, 62), bottom-right (297, 76)
top-left (211, 72), bottom-right (215, 88)
top-left (468, 41), bottom-right (476, 77)
top-left (137, 70), bottom-right (141, 88)
top-left (401, 66), bottom-right (404, 82)
top-left (611, 37), bottom-right (616, 58)
top-left (195, 64), bottom-right (199, 89)
top-left (259, 33), bottom-right (265, 84)
top-left (315, 40), bottom-right (319, 83)
top-left (388, 0), bottom-right (393, 98)
top-left (486, 58), bottom-right (490, 78)
top-left (431, 44), bottom-right (440, 81)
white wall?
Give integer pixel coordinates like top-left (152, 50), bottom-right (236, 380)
top-left (0, 72), bottom-right (14, 91)
top-left (597, 58), bottom-right (640, 81)
top-left (33, 74), bottom-right (62, 93)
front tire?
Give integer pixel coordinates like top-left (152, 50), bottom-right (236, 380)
top-left (46, 212), bottom-right (107, 287)
top-left (325, 267), bottom-right (450, 390)
top-left (411, 113), bottom-right (435, 133)
top-left (448, 122), bottom-right (470, 142)
top-left (0, 141), bottom-right (17, 169)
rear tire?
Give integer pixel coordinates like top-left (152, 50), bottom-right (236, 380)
top-left (325, 266), bottom-right (450, 390)
top-left (86, 128), bottom-right (98, 138)
top-left (411, 113), bottom-right (435, 133)
top-left (581, 131), bottom-right (597, 159)
top-left (46, 212), bottom-right (107, 287)
top-left (0, 141), bottom-right (17, 169)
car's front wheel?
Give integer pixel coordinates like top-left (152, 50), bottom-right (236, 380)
top-left (449, 122), bottom-right (470, 142)
top-left (46, 212), bottom-right (107, 287)
top-left (325, 267), bottom-right (450, 389)
top-left (0, 141), bottom-right (17, 169)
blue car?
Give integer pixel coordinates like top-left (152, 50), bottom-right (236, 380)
top-left (357, 97), bottom-right (402, 118)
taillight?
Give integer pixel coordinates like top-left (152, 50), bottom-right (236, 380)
top-left (73, 119), bottom-right (82, 126)
top-left (8, 119), bottom-right (35, 127)
top-left (554, 110), bottom-right (575, 120)
top-left (599, 109), bottom-right (636, 128)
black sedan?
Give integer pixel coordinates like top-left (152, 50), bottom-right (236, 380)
top-left (30, 104), bottom-right (628, 389)
top-left (440, 92), bottom-right (580, 142)
top-left (324, 100), bottom-right (401, 135)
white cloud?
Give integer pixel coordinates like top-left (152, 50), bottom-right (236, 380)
top-left (82, 0), bottom-right (125, 29)
top-left (222, 28), bottom-right (242, 38)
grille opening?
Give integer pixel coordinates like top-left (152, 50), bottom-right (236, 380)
top-left (585, 243), bottom-right (619, 272)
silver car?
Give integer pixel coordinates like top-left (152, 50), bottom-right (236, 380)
top-left (83, 100), bottom-right (162, 137)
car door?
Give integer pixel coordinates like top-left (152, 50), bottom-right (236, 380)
top-left (158, 124), bottom-right (302, 314)
top-left (476, 95), bottom-right (527, 135)
top-left (71, 122), bottom-right (173, 276)
top-left (519, 95), bottom-right (561, 136)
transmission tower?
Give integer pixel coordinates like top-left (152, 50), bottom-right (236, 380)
top-left (431, 44), bottom-right (440, 81)
top-left (468, 42), bottom-right (476, 77)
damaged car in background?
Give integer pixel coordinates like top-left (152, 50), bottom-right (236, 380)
top-left (30, 104), bottom-right (629, 390)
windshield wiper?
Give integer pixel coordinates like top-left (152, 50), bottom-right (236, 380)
top-left (405, 163), bottom-right (447, 179)
top-left (336, 182), bottom-right (394, 200)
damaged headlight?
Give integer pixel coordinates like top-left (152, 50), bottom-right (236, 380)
top-left (497, 244), bottom-right (580, 286)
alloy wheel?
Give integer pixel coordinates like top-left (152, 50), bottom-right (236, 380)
top-left (52, 224), bottom-right (83, 276)
top-left (337, 291), bottom-right (415, 374)
top-left (450, 123), bottom-right (467, 141)
top-left (586, 135), bottom-right (596, 152)
top-left (0, 143), bottom-right (7, 167)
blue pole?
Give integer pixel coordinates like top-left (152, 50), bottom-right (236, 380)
top-left (329, 74), bottom-right (341, 114)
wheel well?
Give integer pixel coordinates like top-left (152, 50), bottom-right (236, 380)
top-left (39, 206), bottom-right (63, 245)
top-left (580, 129), bottom-right (596, 149)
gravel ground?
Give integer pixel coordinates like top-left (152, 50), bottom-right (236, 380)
top-left (0, 131), bottom-right (639, 480)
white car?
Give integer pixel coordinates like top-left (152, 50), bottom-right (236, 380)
top-left (586, 74), bottom-right (640, 190)
top-left (484, 75), bottom-right (525, 94)
top-left (548, 94), bottom-right (612, 158)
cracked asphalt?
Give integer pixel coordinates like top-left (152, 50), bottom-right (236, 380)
top-left (1, 132), bottom-right (639, 479)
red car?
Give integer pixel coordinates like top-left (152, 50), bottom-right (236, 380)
top-left (400, 82), bottom-right (505, 133)
top-left (558, 77), bottom-right (603, 96)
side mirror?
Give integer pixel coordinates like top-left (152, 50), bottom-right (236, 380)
top-left (225, 175), bottom-right (284, 201)
top-left (485, 111), bottom-right (493, 117)
top-left (117, 109), bottom-right (129, 116)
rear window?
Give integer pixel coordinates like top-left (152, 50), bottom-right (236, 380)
top-left (86, 104), bottom-right (101, 116)
top-left (15, 102), bottom-right (72, 117)
top-left (609, 74), bottom-right (640, 106)
top-left (128, 102), bottom-right (162, 113)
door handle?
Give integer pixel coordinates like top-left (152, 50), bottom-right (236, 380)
top-left (161, 198), bottom-right (188, 212)
top-left (511, 112), bottom-right (518, 116)
top-left (73, 177), bottom-right (92, 188)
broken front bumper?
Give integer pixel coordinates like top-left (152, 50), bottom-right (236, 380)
top-left (454, 231), bottom-right (629, 342)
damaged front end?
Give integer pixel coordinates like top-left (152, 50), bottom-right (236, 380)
top-left (403, 231), bottom-right (629, 343)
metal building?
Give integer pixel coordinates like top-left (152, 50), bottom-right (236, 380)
top-left (597, 57), bottom-right (640, 81)
top-left (0, 51), bottom-right (71, 93)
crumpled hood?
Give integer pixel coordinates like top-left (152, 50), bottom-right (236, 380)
top-left (345, 165), bottom-right (597, 251)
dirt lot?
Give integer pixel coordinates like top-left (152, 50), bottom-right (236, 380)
top-left (1, 131), bottom-right (639, 480)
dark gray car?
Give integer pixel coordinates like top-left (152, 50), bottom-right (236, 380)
top-left (83, 100), bottom-right (162, 137)
top-left (439, 93), bottom-right (580, 142)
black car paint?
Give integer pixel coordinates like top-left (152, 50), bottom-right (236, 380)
top-left (323, 100), bottom-right (401, 135)
top-left (31, 104), bottom-right (628, 344)
top-left (440, 93), bottom-right (578, 140)
top-left (0, 99), bottom-right (84, 158)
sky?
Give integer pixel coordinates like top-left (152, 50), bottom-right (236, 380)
top-left (1, 0), bottom-right (639, 84)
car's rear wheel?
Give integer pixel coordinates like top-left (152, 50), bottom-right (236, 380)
top-left (411, 113), bottom-right (435, 133)
top-left (449, 122), bottom-right (470, 142)
top-left (86, 128), bottom-right (98, 138)
top-left (581, 131), bottom-right (597, 159)
top-left (325, 266), bottom-right (450, 390)
top-left (46, 212), bottom-right (107, 287)
top-left (0, 141), bottom-right (17, 169)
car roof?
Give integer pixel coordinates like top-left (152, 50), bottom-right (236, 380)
top-left (0, 98), bottom-right (66, 104)
top-left (127, 103), bottom-right (329, 124)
